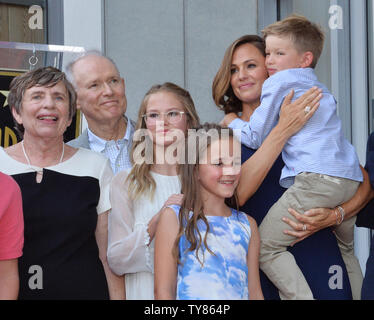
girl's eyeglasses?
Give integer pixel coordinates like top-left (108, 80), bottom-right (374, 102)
top-left (142, 110), bottom-right (186, 124)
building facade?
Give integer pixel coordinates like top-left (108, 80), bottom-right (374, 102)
top-left (1, 0), bottom-right (373, 275)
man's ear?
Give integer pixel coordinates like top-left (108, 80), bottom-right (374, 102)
top-left (301, 51), bottom-right (314, 68)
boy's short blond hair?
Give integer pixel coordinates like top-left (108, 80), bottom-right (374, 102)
top-left (262, 14), bottom-right (325, 68)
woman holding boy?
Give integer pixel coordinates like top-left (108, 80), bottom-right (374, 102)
top-left (214, 26), bottom-right (371, 299)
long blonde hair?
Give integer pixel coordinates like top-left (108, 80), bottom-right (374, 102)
top-left (126, 82), bottom-right (200, 200)
top-left (174, 123), bottom-right (239, 266)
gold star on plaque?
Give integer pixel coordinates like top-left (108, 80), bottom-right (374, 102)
top-left (0, 90), bottom-right (9, 107)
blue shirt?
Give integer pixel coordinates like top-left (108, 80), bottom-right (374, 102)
top-left (88, 115), bottom-right (134, 174)
top-left (229, 68), bottom-right (363, 187)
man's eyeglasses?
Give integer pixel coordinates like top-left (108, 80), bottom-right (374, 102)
top-left (142, 110), bottom-right (186, 124)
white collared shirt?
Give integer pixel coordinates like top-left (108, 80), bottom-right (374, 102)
top-left (87, 116), bottom-right (134, 174)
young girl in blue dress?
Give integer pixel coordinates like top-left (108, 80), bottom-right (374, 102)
top-left (154, 123), bottom-right (263, 300)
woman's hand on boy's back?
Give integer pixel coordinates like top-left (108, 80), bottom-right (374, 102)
top-left (277, 86), bottom-right (322, 140)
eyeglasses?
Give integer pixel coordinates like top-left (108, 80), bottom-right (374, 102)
top-left (142, 110), bottom-right (186, 124)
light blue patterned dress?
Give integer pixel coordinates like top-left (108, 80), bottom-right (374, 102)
top-left (168, 204), bottom-right (251, 300)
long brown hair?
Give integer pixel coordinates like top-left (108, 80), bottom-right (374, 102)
top-left (212, 35), bottom-right (265, 115)
top-left (174, 123), bottom-right (239, 266)
top-left (126, 82), bottom-right (200, 200)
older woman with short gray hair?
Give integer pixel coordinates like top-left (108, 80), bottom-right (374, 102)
top-left (0, 66), bottom-right (123, 299)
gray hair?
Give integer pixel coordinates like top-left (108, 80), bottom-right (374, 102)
top-left (64, 50), bottom-right (121, 89)
top-left (8, 66), bottom-right (77, 136)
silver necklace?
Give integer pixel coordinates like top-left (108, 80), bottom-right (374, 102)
top-left (21, 140), bottom-right (65, 170)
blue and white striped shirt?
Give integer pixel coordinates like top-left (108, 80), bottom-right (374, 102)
top-left (88, 115), bottom-right (134, 174)
top-left (229, 68), bottom-right (363, 188)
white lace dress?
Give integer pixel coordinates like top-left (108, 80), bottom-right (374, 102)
top-left (107, 170), bottom-right (181, 300)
